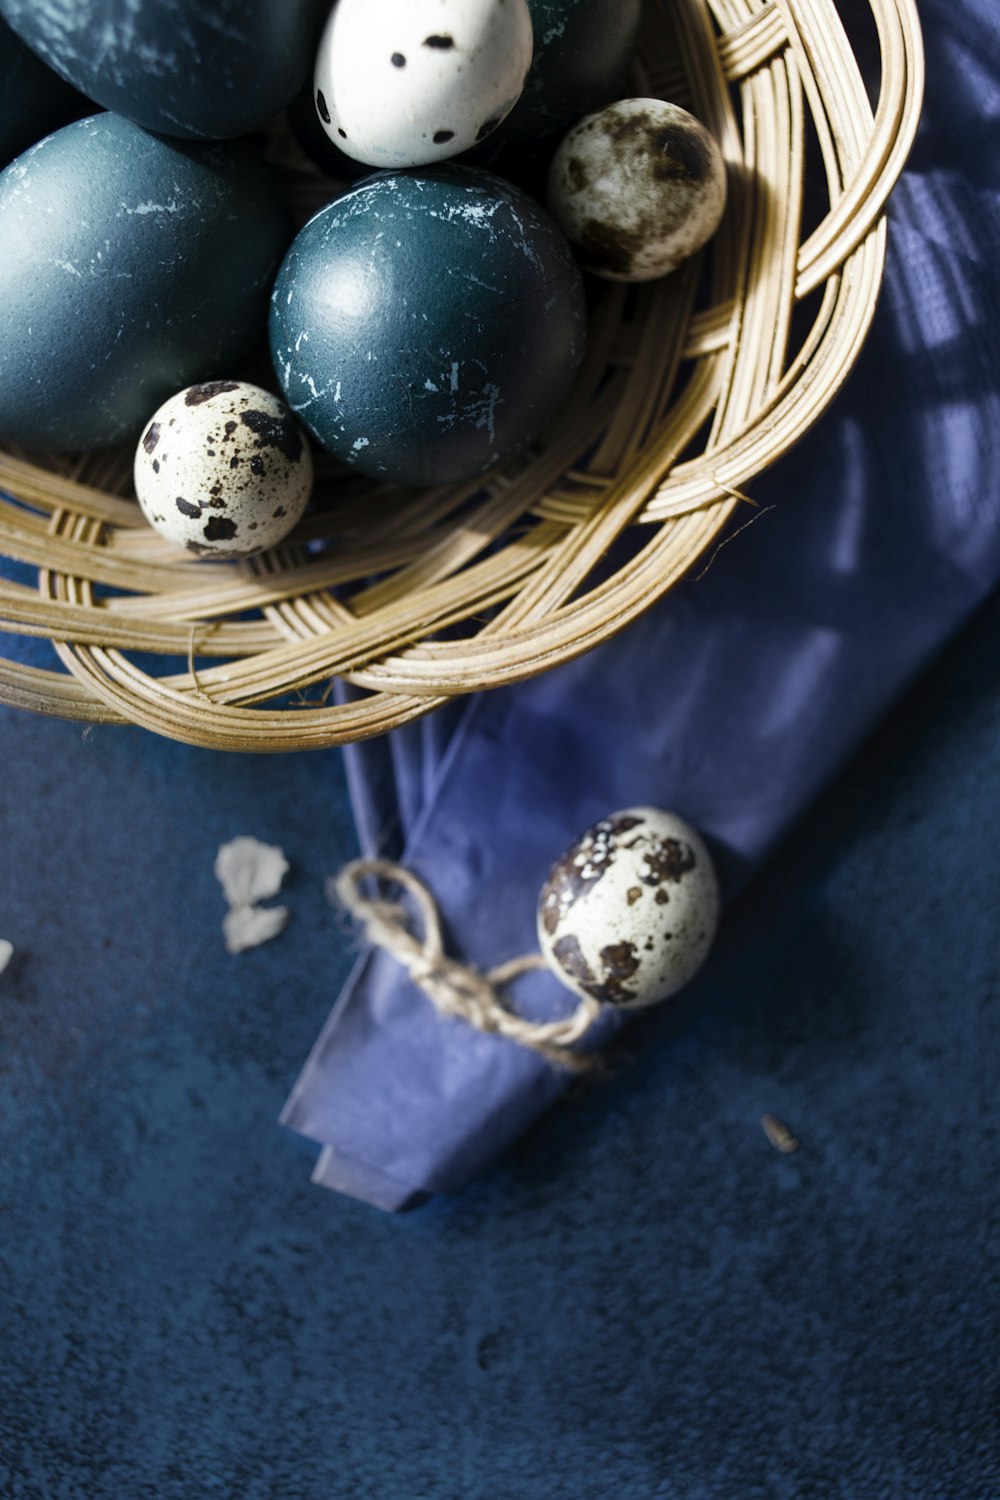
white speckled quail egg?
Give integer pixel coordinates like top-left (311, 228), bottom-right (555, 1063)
top-left (537, 807), bottom-right (720, 1008)
top-left (133, 381), bottom-right (313, 558)
top-left (313, 0), bottom-right (534, 168)
top-left (546, 98), bottom-right (728, 282)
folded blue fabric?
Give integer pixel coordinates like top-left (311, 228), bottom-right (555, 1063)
top-left (281, 0), bottom-right (1000, 1209)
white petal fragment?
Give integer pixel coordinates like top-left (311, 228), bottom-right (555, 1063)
top-left (0, 940), bottom-right (12, 975)
top-left (215, 837), bottom-right (290, 909)
top-left (223, 904), bottom-right (291, 956)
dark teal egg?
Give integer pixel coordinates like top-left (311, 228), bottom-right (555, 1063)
top-left (269, 167), bottom-right (587, 488)
top-left (0, 0), bottom-right (328, 141)
top-left (0, 114), bottom-right (292, 450)
top-left (473, 0), bottom-right (642, 167)
top-left (0, 16), bottom-right (93, 170)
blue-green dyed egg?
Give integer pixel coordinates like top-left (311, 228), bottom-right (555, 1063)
top-left (474, 0), bottom-right (642, 165)
top-left (269, 168), bottom-right (587, 487)
top-left (0, 114), bottom-right (293, 450)
top-left (0, 16), bottom-right (92, 170)
top-left (0, 0), bottom-right (328, 142)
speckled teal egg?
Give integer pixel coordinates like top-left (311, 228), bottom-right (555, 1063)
top-left (0, 114), bottom-right (293, 450)
top-left (472, 0), bottom-right (641, 169)
top-left (0, 0), bottom-right (329, 141)
top-left (268, 167), bottom-right (587, 487)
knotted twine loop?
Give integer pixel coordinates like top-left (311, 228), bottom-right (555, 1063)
top-left (331, 858), bottom-right (603, 1072)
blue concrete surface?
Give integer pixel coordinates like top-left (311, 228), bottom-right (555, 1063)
top-left (1, 577), bottom-right (999, 1498)
top-left (3, 0), bottom-right (998, 1487)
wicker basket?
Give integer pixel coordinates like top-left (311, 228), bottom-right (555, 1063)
top-left (0, 0), bottom-right (923, 752)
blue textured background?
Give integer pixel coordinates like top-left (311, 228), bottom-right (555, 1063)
top-left (1, 586), bottom-right (998, 1497)
top-left (3, 0), bottom-right (1000, 1487)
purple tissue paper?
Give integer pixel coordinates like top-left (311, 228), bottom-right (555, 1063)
top-left (280, 0), bottom-right (1000, 1208)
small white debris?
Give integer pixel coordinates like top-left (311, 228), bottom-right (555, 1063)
top-left (761, 1114), bottom-right (799, 1153)
top-left (223, 904), bottom-right (290, 956)
top-left (0, 940), bottom-right (13, 975)
top-left (215, 837), bottom-right (289, 909)
top-left (215, 837), bottom-right (290, 953)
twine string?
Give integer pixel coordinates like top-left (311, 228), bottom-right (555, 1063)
top-left (331, 858), bottom-right (603, 1072)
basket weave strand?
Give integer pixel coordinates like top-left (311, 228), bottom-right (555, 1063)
top-left (0, 0), bottom-right (923, 751)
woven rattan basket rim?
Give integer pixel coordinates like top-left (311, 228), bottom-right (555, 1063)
top-left (0, 0), bottom-right (924, 751)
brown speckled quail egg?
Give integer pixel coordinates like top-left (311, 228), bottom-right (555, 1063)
top-left (133, 381), bottom-right (313, 557)
top-left (313, 0), bottom-right (534, 168)
top-left (537, 806), bottom-right (720, 1008)
top-left (546, 98), bottom-right (728, 282)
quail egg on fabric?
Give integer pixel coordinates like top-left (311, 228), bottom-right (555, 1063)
top-left (537, 808), bottom-right (720, 1008)
top-left (134, 382), bottom-right (313, 558)
top-left (313, 0), bottom-right (534, 167)
top-left (547, 99), bottom-right (728, 282)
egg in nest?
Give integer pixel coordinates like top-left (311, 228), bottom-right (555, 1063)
top-left (547, 98), bottom-right (728, 281)
top-left (313, 0), bottom-right (534, 167)
top-left (269, 166), bottom-right (586, 487)
top-left (134, 382), bottom-right (313, 557)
